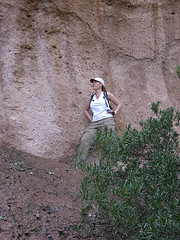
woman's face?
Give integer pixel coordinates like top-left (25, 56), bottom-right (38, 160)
top-left (92, 80), bottom-right (102, 90)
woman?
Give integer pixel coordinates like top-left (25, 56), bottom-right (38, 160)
top-left (79, 77), bottom-right (122, 160)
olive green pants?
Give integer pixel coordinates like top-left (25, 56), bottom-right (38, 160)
top-left (79, 117), bottom-right (115, 160)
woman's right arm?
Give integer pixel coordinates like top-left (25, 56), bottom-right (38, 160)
top-left (84, 99), bottom-right (93, 121)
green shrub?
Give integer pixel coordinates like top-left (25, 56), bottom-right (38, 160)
top-left (77, 102), bottom-right (180, 239)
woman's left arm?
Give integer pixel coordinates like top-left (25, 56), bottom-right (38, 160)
top-left (108, 92), bottom-right (122, 115)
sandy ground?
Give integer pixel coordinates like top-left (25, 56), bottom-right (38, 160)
top-left (0, 146), bottom-right (126, 240)
top-left (0, 146), bottom-right (85, 239)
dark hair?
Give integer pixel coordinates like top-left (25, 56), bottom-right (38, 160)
top-left (102, 85), bottom-right (107, 92)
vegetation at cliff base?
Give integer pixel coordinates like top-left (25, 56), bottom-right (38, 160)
top-left (75, 102), bottom-right (180, 240)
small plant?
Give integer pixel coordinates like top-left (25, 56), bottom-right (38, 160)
top-left (77, 102), bottom-right (180, 239)
top-left (176, 65), bottom-right (180, 79)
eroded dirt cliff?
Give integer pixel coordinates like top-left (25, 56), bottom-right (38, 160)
top-left (0, 0), bottom-right (180, 159)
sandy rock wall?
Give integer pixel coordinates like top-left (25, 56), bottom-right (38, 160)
top-left (0, 0), bottom-right (180, 159)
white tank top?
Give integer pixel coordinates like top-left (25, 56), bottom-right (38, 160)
top-left (90, 92), bottom-right (113, 122)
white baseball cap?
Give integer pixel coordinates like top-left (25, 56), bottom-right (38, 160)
top-left (90, 77), bottom-right (105, 86)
